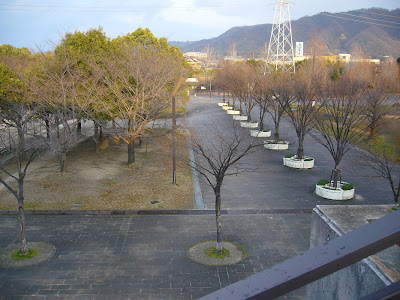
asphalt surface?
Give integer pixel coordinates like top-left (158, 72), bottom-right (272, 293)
top-left (186, 95), bottom-right (395, 210)
top-left (0, 94), bottom-right (395, 299)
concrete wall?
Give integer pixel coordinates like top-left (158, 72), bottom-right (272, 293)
top-left (306, 205), bottom-right (396, 299)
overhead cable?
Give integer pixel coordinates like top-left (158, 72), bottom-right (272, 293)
top-left (319, 13), bottom-right (400, 29)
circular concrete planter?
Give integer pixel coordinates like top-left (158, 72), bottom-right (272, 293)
top-left (218, 103), bottom-right (228, 107)
top-left (315, 181), bottom-right (355, 200)
top-left (250, 130), bottom-right (271, 138)
top-left (240, 121), bottom-right (258, 128)
top-left (222, 106), bottom-right (233, 111)
top-left (227, 109), bottom-right (240, 115)
top-left (283, 155), bottom-right (314, 169)
top-left (233, 115), bottom-right (248, 121)
top-left (264, 140), bottom-right (289, 150)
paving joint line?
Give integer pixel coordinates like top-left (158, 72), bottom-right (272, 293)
top-left (0, 209), bottom-right (313, 215)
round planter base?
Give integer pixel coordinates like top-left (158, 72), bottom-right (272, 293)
top-left (227, 110), bottom-right (240, 115)
top-left (250, 130), bottom-right (271, 138)
top-left (315, 181), bottom-right (355, 200)
top-left (233, 115), bottom-right (248, 121)
top-left (218, 103), bottom-right (228, 107)
top-left (283, 155), bottom-right (314, 169)
top-left (240, 121), bottom-right (259, 128)
top-left (222, 106), bottom-right (233, 111)
top-left (264, 140), bottom-right (289, 150)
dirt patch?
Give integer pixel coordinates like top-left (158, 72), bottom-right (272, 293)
top-left (0, 131), bottom-right (194, 210)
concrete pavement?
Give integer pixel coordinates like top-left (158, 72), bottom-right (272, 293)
top-left (186, 95), bottom-right (394, 210)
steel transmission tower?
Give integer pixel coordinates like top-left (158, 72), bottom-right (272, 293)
top-left (267, 0), bottom-right (295, 72)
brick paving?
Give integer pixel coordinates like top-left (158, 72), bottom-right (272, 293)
top-left (0, 213), bottom-right (310, 299)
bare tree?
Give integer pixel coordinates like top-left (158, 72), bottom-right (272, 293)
top-left (252, 71), bottom-right (275, 131)
top-left (201, 44), bottom-right (216, 98)
top-left (311, 73), bottom-right (368, 187)
top-left (279, 65), bottom-right (325, 159)
top-left (91, 45), bottom-right (185, 165)
top-left (27, 51), bottom-right (85, 173)
top-left (187, 121), bottom-right (260, 251)
top-left (364, 61), bottom-right (399, 140)
top-left (306, 30), bottom-right (329, 73)
top-left (360, 121), bottom-right (400, 203)
top-left (228, 63), bottom-right (255, 118)
top-left (268, 72), bottom-right (295, 142)
top-left (0, 62), bottom-right (45, 254)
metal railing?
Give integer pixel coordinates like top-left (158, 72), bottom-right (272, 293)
top-left (199, 209), bottom-right (400, 300)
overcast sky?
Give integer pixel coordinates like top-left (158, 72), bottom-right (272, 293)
top-left (0, 0), bottom-right (399, 51)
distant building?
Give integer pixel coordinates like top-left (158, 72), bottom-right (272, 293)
top-left (295, 42), bottom-right (304, 57)
top-left (184, 57), bottom-right (202, 70)
top-left (324, 54), bottom-right (380, 65)
top-left (184, 52), bottom-right (208, 59)
top-left (223, 56), bottom-right (244, 62)
top-left (338, 54), bottom-right (351, 63)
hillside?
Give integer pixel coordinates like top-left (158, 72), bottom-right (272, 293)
top-left (171, 8), bottom-right (400, 59)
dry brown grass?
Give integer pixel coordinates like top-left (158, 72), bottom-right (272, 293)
top-left (0, 130), bottom-right (194, 210)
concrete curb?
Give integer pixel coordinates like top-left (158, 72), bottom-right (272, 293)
top-left (188, 145), bottom-right (206, 210)
top-left (0, 209), bottom-right (313, 215)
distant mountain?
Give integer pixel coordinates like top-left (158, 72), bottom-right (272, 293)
top-left (170, 8), bottom-right (400, 59)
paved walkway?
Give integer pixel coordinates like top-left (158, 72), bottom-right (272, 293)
top-left (0, 94), bottom-right (395, 299)
top-left (0, 213), bottom-right (310, 299)
top-left (186, 95), bottom-right (394, 210)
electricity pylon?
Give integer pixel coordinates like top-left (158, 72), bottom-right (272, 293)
top-left (266, 0), bottom-right (295, 73)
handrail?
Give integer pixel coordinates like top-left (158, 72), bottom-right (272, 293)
top-left (199, 210), bottom-right (400, 300)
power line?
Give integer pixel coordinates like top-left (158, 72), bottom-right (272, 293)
top-left (354, 9), bottom-right (400, 19)
top-left (319, 13), bottom-right (400, 29)
top-left (339, 11), bottom-right (400, 25)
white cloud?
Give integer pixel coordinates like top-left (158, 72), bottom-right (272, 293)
top-left (158, 0), bottom-right (254, 28)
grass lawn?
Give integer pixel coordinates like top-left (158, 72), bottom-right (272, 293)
top-left (0, 129), bottom-right (194, 210)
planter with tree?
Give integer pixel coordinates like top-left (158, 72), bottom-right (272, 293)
top-left (263, 73), bottom-right (291, 150)
top-left (311, 69), bottom-right (368, 200)
top-left (222, 105), bottom-right (233, 111)
top-left (233, 112), bottom-right (247, 121)
top-left (278, 66), bottom-right (324, 168)
top-left (240, 121), bottom-right (258, 128)
top-left (315, 179), bottom-right (355, 200)
top-left (250, 71), bottom-right (273, 138)
top-left (227, 109), bottom-right (240, 115)
top-left (186, 121), bottom-right (260, 259)
top-left (283, 153), bottom-right (314, 169)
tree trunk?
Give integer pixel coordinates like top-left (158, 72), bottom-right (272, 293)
top-left (127, 140), bottom-right (135, 165)
top-left (99, 126), bottom-right (103, 142)
top-left (18, 180), bottom-right (28, 254)
top-left (60, 151), bottom-right (67, 173)
top-left (215, 185), bottom-right (223, 251)
top-left (274, 117), bottom-right (281, 141)
top-left (45, 119), bottom-right (50, 140)
top-left (389, 176), bottom-right (400, 203)
top-left (368, 127), bottom-right (376, 140)
top-left (17, 127), bottom-right (26, 162)
top-left (297, 136), bottom-right (304, 159)
top-left (332, 166), bottom-right (341, 189)
top-left (77, 117), bottom-right (82, 136)
top-left (94, 122), bottom-right (99, 137)
top-left (55, 116), bottom-right (60, 139)
top-left (112, 119), bottom-right (116, 129)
